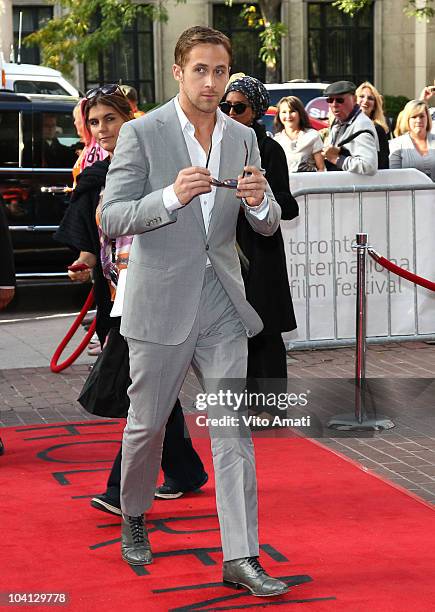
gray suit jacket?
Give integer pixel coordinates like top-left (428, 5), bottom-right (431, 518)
top-left (101, 99), bottom-right (281, 345)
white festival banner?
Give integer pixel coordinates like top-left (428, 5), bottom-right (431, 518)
top-left (282, 169), bottom-right (435, 345)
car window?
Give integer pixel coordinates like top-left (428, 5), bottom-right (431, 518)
top-left (14, 80), bottom-right (70, 96)
top-left (259, 113), bottom-right (275, 135)
top-left (0, 110), bottom-right (20, 166)
top-left (33, 110), bottom-right (80, 169)
top-left (268, 88), bottom-right (325, 106)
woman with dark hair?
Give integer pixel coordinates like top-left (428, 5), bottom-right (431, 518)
top-left (220, 75), bottom-right (298, 410)
top-left (72, 98), bottom-right (109, 188)
top-left (273, 96), bottom-right (325, 173)
top-left (55, 85), bottom-right (207, 516)
top-left (56, 85), bottom-right (133, 344)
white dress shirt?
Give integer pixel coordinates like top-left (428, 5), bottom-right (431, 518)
top-left (274, 128), bottom-right (323, 173)
top-left (162, 96), bottom-right (268, 234)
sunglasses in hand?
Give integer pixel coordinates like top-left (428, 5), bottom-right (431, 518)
top-left (206, 139), bottom-right (249, 189)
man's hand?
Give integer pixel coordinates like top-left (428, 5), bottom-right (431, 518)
top-left (322, 145), bottom-right (341, 165)
top-left (174, 167), bottom-right (212, 206)
top-left (0, 288), bottom-right (15, 310)
top-left (236, 166), bottom-right (266, 208)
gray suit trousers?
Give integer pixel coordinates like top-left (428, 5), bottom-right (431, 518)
top-left (122, 266), bottom-right (259, 561)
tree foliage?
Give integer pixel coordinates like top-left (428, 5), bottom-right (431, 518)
top-left (26, 0), bottom-right (286, 82)
top-left (26, 0), bottom-right (286, 81)
top-left (25, 0), bottom-right (185, 77)
top-left (333, 0), bottom-right (434, 20)
top-left (227, 1), bottom-right (287, 82)
top-left (23, 0), bottom-right (435, 81)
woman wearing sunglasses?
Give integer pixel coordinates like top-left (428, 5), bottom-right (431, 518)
top-left (220, 75), bottom-right (298, 419)
top-left (355, 82), bottom-right (390, 169)
top-left (55, 84), bottom-right (207, 517)
top-left (273, 96), bottom-right (325, 173)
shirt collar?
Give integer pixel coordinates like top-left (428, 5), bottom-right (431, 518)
top-left (174, 95), bottom-right (227, 139)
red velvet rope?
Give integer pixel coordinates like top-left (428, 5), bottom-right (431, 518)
top-left (50, 288), bottom-right (96, 373)
top-left (368, 249), bottom-right (435, 292)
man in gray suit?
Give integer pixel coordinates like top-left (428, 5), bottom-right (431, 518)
top-left (101, 26), bottom-right (288, 597)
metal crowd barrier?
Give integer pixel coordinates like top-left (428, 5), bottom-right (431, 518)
top-left (284, 180), bottom-right (435, 350)
top-left (4, 171), bottom-right (435, 321)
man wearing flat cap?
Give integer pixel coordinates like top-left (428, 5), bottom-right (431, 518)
top-left (322, 80), bottom-right (378, 175)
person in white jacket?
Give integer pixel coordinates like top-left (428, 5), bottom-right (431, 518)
top-left (322, 80), bottom-right (378, 175)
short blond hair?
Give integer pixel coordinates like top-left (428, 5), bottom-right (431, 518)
top-left (401, 99), bottom-right (432, 134)
top-left (356, 81), bottom-right (389, 133)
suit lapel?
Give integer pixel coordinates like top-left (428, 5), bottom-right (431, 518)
top-left (207, 126), bottom-right (239, 238)
top-left (157, 103), bottom-right (206, 237)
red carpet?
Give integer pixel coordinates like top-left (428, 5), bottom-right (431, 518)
top-left (1, 420), bottom-right (435, 611)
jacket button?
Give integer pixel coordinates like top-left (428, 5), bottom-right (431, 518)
top-left (205, 244), bottom-right (209, 251)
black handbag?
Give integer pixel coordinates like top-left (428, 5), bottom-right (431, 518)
top-left (78, 327), bottom-right (131, 418)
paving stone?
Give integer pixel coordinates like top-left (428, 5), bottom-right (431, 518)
top-left (418, 483), bottom-right (435, 495)
top-left (376, 462), bottom-right (422, 474)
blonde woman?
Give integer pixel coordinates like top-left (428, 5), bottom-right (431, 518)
top-left (274, 96), bottom-right (325, 172)
top-left (389, 99), bottom-right (435, 181)
top-left (393, 110), bottom-right (407, 138)
top-left (356, 81), bottom-right (390, 169)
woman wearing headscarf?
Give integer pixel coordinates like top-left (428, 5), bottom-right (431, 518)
top-left (220, 76), bottom-right (298, 411)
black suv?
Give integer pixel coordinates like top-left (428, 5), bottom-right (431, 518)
top-left (0, 92), bottom-right (79, 282)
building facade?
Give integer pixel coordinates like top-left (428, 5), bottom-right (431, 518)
top-left (1, 0), bottom-right (434, 102)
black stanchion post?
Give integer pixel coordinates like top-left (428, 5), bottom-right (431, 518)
top-left (327, 233), bottom-right (395, 432)
top-left (355, 232), bottom-right (367, 425)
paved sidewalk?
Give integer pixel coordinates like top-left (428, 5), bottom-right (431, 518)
top-left (0, 314), bottom-right (94, 370)
top-left (1, 314), bottom-right (435, 506)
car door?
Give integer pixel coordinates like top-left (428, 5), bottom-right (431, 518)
top-left (0, 97), bottom-right (79, 279)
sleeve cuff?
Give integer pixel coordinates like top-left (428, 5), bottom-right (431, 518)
top-left (162, 185), bottom-right (183, 213)
top-left (244, 195), bottom-right (269, 220)
top-left (335, 155), bottom-right (346, 170)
